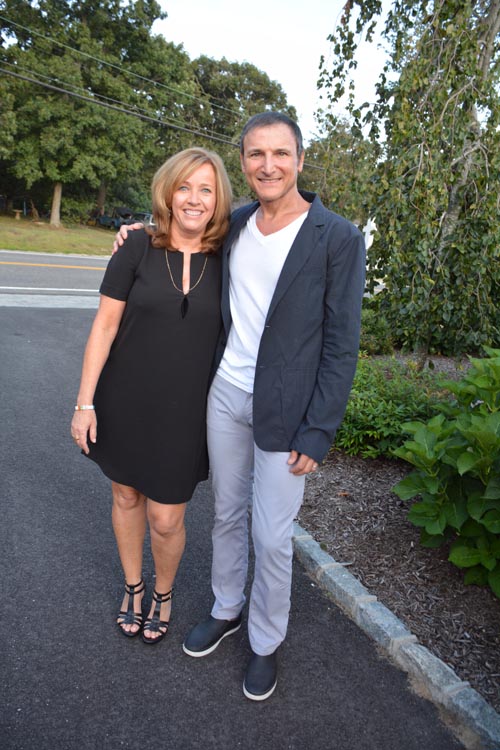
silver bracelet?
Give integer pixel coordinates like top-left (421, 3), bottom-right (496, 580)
top-left (74, 404), bottom-right (95, 411)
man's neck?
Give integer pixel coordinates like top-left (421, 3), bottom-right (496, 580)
top-left (256, 191), bottom-right (310, 236)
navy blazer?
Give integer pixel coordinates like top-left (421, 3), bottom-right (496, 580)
top-left (214, 191), bottom-right (366, 463)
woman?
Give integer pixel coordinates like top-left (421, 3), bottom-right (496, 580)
top-left (71, 148), bottom-right (232, 644)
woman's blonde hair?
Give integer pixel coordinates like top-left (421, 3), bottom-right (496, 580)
top-left (149, 147), bottom-right (232, 253)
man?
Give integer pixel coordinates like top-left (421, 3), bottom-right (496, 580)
top-left (117, 112), bottom-right (365, 701)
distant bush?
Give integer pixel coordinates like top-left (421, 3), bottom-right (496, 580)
top-left (334, 356), bottom-right (449, 458)
top-left (359, 306), bottom-right (395, 355)
top-left (393, 347), bottom-right (500, 599)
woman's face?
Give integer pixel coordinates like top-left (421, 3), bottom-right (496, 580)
top-left (170, 162), bottom-right (217, 242)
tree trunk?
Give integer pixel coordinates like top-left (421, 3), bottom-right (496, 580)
top-left (29, 199), bottom-right (40, 222)
top-left (434, 2), bottom-right (500, 261)
top-left (96, 181), bottom-right (107, 215)
top-left (50, 182), bottom-right (63, 228)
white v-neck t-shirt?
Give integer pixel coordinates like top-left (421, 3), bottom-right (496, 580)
top-left (217, 209), bottom-right (308, 393)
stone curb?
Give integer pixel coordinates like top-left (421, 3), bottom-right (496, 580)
top-left (292, 521), bottom-right (500, 750)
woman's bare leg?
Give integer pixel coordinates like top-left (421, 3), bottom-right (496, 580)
top-left (143, 500), bottom-right (187, 640)
top-left (111, 481), bottom-right (147, 634)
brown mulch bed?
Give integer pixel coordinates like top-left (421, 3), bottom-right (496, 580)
top-left (298, 356), bottom-right (500, 714)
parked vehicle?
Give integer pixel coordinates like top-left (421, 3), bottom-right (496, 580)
top-left (99, 206), bottom-right (136, 229)
top-left (132, 211), bottom-right (154, 226)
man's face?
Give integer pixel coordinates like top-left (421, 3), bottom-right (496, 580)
top-left (240, 123), bottom-right (304, 205)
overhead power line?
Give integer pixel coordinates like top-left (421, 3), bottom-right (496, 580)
top-left (1, 64), bottom-right (325, 171)
top-left (0, 13), bottom-right (245, 120)
top-left (0, 66), bottom-right (239, 146)
top-left (0, 58), bottom-right (234, 138)
top-left (0, 18), bottom-right (324, 170)
top-left (1, 65), bottom-right (325, 170)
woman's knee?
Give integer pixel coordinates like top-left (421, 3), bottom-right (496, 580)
top-left (112, 482), bottom-right (145, 511)
top-left (148, 503), bottom-right (186, 538)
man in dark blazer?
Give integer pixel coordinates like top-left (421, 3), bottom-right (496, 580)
top-left (182, 112), bottom-right (366, 701)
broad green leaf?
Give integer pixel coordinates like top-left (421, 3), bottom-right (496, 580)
top-left (464, 566), bottom-right (488, 586)
top-left (488, 565), bottom-right (500, 599)
top-left (468, 496), bottom-right (499, 521)
top-left (394, 473), bottom-right (441, 500)
top-left (484, 475), bottom-right (500, 499)
top-left (480, 551), bottom-right (497, 572)
top-left (481, 510), bottom-right (500, 534)
top-left (426, 510), bottom-right (447, 535)
top-left (443, 497), bottom-right (469, 530)
top-left (393, 474), bottom-right (427, 500)
top-left (408, 501), bottom-right (439, 528)
top-left (420, 529), bottom-right (446, 547)
top-left (456, 450), bottom-right (481, 475)
top-left (449, 543), bottom-right (482, 568)
top-left (491, 538), bottom-right (500, 557)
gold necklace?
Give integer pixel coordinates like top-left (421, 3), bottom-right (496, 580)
top-left (165, 250), bottom-right (208, 318)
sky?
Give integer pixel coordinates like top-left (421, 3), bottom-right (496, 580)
top-left (154, 0), bottom-right (389, 144)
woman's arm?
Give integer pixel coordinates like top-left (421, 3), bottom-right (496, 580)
top-left (71, 295), bottom-right (126, 454)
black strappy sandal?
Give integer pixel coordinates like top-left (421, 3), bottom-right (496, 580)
top-left (116, 579), bottom-right (145, 638)
top-left (142, 588), bottom-right (173, 645)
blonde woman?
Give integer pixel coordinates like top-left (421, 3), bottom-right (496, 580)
top-left (71, 148), bottom-right (232, 644)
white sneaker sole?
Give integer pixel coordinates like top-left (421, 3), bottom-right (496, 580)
top-left (243, 679), bottom-right (277, 701)
top-left (182, 621), bottom-right (241, 658)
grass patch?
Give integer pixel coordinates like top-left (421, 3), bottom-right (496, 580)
top-left (0, 215), bottom-right (114, 255)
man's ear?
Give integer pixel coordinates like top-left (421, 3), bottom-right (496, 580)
top-left (298, 151), bottom-right (305, 173)
top-left (240, 152), bottom-right (246, 173)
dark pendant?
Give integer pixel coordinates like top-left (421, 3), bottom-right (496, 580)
top-left (181, 296), bottom-right (189, 318)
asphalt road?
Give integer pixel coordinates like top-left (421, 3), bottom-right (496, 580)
top-left (0, 267), bottom-right (464, 749)
top-left (0, 250), bottom-right (107, 304)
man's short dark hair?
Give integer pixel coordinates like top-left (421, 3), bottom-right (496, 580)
top-left (240, 112), bottom-right (304, 157)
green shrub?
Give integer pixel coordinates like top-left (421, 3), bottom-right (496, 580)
top-left (335, 356), bottom-right (448, 458)
top-left (393, 347), bottom-right (500, 599)
top-left (360, 306), bottom-right (395, 355)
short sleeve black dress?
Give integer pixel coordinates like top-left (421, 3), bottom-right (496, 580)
top-left (85, 229), bottom-right (221, 504)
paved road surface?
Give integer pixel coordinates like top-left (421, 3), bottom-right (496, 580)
top-left (0, 294), bottom-right (464, 748)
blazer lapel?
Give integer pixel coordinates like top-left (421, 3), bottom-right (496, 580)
top-left (266, 195), bottom-right (326, 321)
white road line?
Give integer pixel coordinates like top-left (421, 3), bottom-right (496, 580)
top-left (0, 286), bottom-right (99, 292)
top-left (0, 294), bottom-right (99, 308)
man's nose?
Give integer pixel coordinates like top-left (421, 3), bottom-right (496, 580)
top-left (262, 155), bottom-right (274, 173)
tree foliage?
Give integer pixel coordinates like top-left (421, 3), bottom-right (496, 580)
top-left (0, 1), bottom-right (295, 222)
top-left (304, 119), bottom-right (379, 223)
top-left (319, 0), bottom-right (500, 355)
top-left (192, 55), bottom-right (297, 198)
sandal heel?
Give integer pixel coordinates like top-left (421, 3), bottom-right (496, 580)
top-left (142, 588), bottom-right (173, 645)
top-left (116, 579), bottom-right (145, 638)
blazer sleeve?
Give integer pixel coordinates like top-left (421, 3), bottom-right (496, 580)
top-left (290, 222), bottom-right (366, 462)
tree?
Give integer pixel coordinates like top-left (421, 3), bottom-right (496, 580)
top-left (304, 119), bottom-right (379, 224)
top-left (192, 55), bottom-right (297, 197)
top-left (319, 0), bottom-right (500, 355)
top-left (0, 0), bottom-right (197, 224)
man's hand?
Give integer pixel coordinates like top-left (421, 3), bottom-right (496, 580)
top-left (287, 450), bottom-right (319, 476)
top-left (112, 222), bottom-right (144, 254)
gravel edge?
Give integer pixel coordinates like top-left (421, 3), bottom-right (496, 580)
top-left (292, 522), bottom-right (500, 750)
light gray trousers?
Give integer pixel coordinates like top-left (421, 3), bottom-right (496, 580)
top-left (207, 373), bottom-right (306, 655)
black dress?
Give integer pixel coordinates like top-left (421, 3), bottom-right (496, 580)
top-left (86, 229), bottom-right (222, 503)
